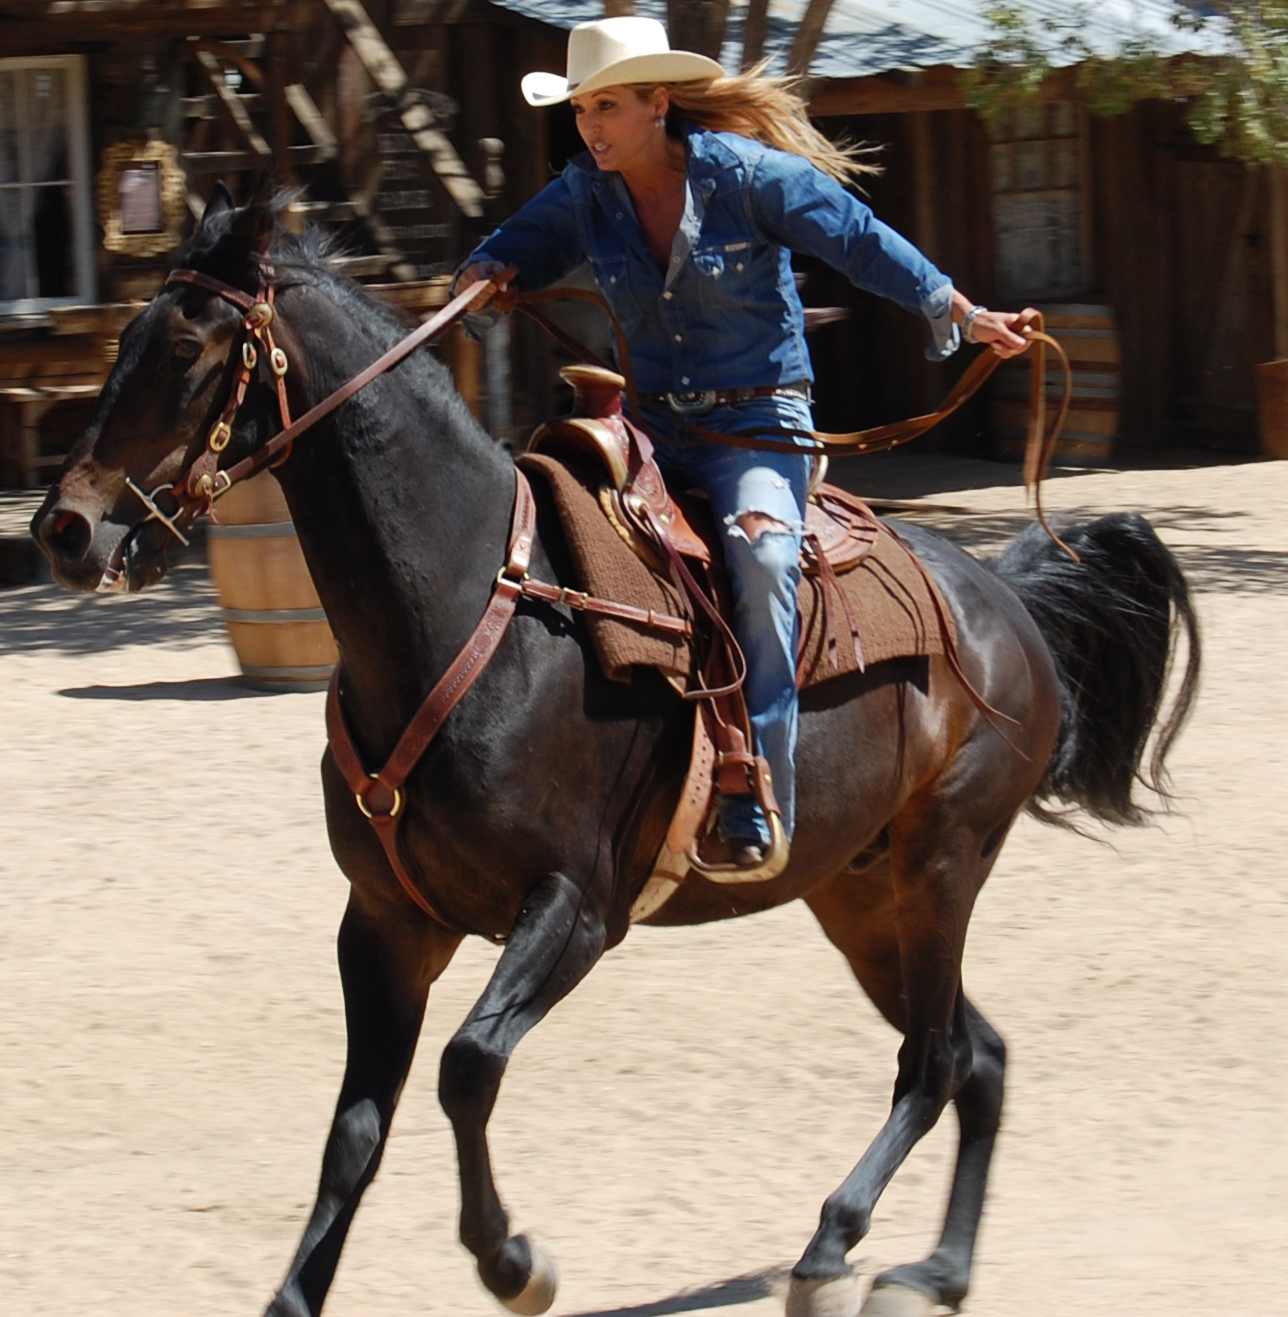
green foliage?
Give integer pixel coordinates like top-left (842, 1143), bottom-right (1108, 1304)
top-left (967, 1), bottom-right (1288, 169)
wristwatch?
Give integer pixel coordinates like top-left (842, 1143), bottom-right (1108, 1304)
top-left (962, 305), bottom-right (987, 344)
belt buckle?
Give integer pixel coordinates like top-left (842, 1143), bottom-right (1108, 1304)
top-left (665, 388), bottom-right (716, 416)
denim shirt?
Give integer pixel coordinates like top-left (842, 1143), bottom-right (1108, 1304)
top-left (463, 123), bottom-right (958, 396)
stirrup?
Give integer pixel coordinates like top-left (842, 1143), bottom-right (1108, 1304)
top-left (686, 809), bottom-right (790, 884)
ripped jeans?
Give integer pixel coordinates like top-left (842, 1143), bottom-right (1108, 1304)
top-left (646, 401), bottom-right (813, 845)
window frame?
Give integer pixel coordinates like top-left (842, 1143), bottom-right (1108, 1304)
top-left (0, 53), bottom-right (95, 317)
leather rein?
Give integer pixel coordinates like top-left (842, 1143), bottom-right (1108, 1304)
top-left (155, 264), bottom-right (692, 934)
top-left (146, 262), bottom-right (1071, 933)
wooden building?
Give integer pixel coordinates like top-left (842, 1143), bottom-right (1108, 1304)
top-left (0, 0), bottom-right (1280, 485)
top-left (0, 0), bottom-right (570, 485)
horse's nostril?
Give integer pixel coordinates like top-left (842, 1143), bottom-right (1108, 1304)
top-left (47, 507), bottom-right (92, 563)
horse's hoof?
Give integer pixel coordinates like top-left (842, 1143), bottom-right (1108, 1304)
top-left (859, 1284), bottom-right (935, 1317)
top-left (785, 1272), bottom-right (861, 1317)
top-left (498, 1237), bottom-right (558, 1316)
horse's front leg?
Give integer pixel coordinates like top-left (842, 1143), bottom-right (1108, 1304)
top-left (267, 893), bottom-right (462, 1317)
top-left (439, 870), bottom-right (606, 1314)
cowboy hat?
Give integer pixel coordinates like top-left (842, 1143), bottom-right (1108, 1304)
top-left (520, 17), bottom-right (724, 108)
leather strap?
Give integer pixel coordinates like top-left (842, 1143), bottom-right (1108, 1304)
top-left (158, 268), bottom-right (517, 517)
top-left (324, 467), bottom-right (535, 931)
top-left (507, 284), bottom-right (1073, 507)
top-left (518, 577), bottom-right (691, 635)
top-left (167, 267), bottom-right (259, 311)
top-left (222, 277), bottom-right (509, 489)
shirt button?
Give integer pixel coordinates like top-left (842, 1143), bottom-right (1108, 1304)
top-left (681, 376), bottom-right (690, 385)
top-left (736, 262), bottom-right (745, 271)
top-left (674, 333), bottom-right (683, 342)
top-left (662, 290), bottom-right (673, 300)
top-left (615, 212), bottom-right (624, 219)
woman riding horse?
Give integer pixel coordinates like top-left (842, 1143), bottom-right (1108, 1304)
top-left (456, 16), bottom-right (1034, 866)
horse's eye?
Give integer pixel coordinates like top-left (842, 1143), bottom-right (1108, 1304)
top-left (172, 339), bottom-right (202, 364)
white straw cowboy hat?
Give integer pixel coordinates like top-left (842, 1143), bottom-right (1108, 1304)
top-left (521, 17), bottom-right (724, 108)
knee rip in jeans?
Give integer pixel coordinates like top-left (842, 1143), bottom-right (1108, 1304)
top-left (729, 511), bottom-right (792, 543)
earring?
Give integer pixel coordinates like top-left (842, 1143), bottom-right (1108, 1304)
top-left (654, 116), bottom-right (665, 128)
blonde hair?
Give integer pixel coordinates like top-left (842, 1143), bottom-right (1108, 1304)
top-left (631, 64), bottom-right (879, 186)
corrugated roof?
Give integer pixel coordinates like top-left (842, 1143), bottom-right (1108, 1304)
top-left (487, 0), bottom-right (1223, 80)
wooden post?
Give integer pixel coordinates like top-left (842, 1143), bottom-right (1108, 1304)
top-left (1270, 165), bottom-right (1288, 361)
top-left (442, 326), bottom-right (483, 423)
top-left (909, 111), bottom-right (938, 415)
top-left (19, 399), bottom-right (53, 489)
top-left (909, 110), bottom-right (937, 263)
top-left (266, 28), bottom-right (296, 190)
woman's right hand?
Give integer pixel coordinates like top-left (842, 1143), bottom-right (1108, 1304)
top-left (455, 260), bottom-right (511, 310)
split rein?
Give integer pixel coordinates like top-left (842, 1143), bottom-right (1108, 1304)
top-left (506, 284), bottom-right (1077, 556)
top-left (150, 263), bottom-right (1073, 547)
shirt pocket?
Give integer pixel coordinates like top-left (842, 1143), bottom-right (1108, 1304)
top-left (692, 241), bottom-right (760, 313)
top-left (588, 253), bottom-right (642, 324)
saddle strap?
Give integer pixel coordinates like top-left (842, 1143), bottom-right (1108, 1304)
top-left (325, 467), bottom-right (536, 932)
top-left (518, 577), bottom-right (691, 635)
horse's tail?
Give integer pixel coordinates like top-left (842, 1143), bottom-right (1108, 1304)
top-left (993, 512), bottom-right (1201, 828)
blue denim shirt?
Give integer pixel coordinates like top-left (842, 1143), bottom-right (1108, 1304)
top-left (464, 123), bottom-right (958, 396)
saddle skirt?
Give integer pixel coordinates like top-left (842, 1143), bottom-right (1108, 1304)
top-left (515, 448), bottom-right (955, 693)
top-left (520, 366), bottom-right (954, 692)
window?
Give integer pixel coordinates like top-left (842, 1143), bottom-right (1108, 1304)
top-left (0, 55), bottom-right (94, 313)
top-left (990, 102), bottom-right (1089, 302)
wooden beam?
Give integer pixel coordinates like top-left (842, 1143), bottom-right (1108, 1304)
top-left (741, 0), bottom-right (769, 72)
top-left (2, 5), bottom-right (285, 41)
top-left (320, 0), bottom-right (485, 218)
top-left (909, 110), bottom-right (936, 263)
top-left (808, 65), bottom-right (1077, 119)
top-left (1271, 166), bottom-right (1288, 360)
top-left (181, 145), bottom-right (332, 171)
top-left (786, 0), bottom-right (838, 79)
top-left (285, 84), bottom-right (338, 162)
top-left (266, 30), bottom-right (295, 185)
top-left (196, 48), bottom-right (272, 160)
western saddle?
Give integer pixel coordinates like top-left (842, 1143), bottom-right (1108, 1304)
top-left (525, 364), bottom-right (889, 909)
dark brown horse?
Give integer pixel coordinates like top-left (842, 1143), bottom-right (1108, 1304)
top-left (32, 190), bottom-right (1198, 1317)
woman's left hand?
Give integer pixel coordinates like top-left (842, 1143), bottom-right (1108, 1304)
top-left (970, 307), bottom-right (1040, 359)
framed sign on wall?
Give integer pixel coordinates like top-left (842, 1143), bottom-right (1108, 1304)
top-left (96, 137), bottom-right (187, 259)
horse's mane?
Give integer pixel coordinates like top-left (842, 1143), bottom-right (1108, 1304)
top-left (171, 188), bottom-right (501, 448)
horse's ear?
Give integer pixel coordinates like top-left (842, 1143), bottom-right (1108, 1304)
top-left (199, 181), bottom-right (236, 229)
top-left (228, 172), bottom-right (277, 257)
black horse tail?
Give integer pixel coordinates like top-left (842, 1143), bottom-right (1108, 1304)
top-left (993, 512), bottom-right (1201, 828)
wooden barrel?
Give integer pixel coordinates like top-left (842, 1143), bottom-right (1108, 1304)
top-left (1256, 359), bottom-right (1288, 458)
top-left (991, 303), bottom-right (1121, 466)
top-left (206, 472), bottom-right (338, 692)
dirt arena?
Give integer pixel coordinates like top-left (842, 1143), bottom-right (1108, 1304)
top-left (1, 455), bottom-right (1284, 1316)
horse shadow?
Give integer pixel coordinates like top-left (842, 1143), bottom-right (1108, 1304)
top-left (563, 1268), bottom-right (788, 1317)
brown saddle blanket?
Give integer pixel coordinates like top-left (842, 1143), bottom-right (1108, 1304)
top-left (516, 452), bottom-right (956, 690)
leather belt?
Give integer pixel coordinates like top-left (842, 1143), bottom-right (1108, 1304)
top-left (643, 381), bottom-right (812, 416)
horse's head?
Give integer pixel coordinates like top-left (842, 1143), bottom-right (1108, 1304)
top-left (32, 182), bottom-right (283, 592)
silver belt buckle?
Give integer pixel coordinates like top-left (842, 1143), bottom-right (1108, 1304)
top-left (665, 388), bottom-right (717, 416)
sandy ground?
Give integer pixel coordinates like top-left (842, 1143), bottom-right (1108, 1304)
top-left (0, 458), bottom-right (1285, 1317)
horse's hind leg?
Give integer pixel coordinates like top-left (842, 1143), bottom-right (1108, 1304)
top-left (795, 825), bottom-right (1005, 1316)
top-left (267, 895), bottom-right (461, 1317)
top-left (439, 870), bottom-right (606, 1315)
